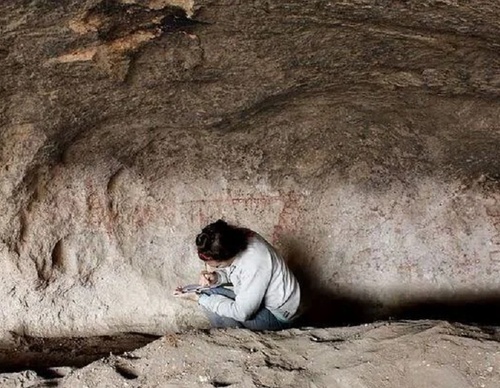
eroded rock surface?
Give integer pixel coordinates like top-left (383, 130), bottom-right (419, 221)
top-left (1, 0), bottom-right (500, 337)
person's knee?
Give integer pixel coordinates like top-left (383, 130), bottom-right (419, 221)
top-left (201, 286), bottom-right (236, 299)
top-left (200, 287), bottom-right (217, 296)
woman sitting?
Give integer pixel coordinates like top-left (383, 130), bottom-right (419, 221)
top-left (178, 219), bottom-right (301, 331)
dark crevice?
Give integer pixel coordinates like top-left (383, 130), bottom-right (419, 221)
top-left (212, 382), bottom-right (232, 387)
top-left (34, 367), bottom-right (66, 379)
top-left (50, 240), bottom-right (64, 271)
top-left (34, 380), bottom-right (59, 387)
top-left (114, 363), bottom-right (139, 380)
top-left (0, 332), bottom-right (159, 374)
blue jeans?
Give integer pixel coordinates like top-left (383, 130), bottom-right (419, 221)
top-left (200, 287), bottom-right (293, 331)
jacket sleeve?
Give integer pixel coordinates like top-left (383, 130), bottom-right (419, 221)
top-left (214, 269), bottom-right (231, 285)
top-left (199, 251), bottom-right (272, 322)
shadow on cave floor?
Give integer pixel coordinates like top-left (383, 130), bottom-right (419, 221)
top-left (0, 332), bottom-right (160, 375)
top-left (283, 237), bottom-right (500, 329)
top-left (298, 288), bottom-right (500, 329)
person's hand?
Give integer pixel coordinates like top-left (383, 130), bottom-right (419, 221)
top-left (173, 287), bottom-right (200, 302)
top-left (199, 270), bottom-right (218, 287)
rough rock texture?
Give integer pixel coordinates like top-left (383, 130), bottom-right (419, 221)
top-left (1, 0), bottom-right (500, 337)
top-left (2, 321), bottom-right (500, 387)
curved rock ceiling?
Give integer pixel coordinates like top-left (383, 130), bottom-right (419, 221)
top-left (1, 0), bottom-right (500, 337)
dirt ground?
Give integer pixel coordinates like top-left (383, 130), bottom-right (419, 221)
top-left (1, 320), bottom-right (499, 388)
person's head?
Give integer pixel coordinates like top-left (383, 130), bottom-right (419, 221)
top-left (195, 219), bottom-right (248, 268)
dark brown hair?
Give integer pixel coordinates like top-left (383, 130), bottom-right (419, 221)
top-left (196, 219), bottom-right (249, 262)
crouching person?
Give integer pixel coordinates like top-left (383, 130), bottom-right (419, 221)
top-left (181, 219), bottom-right (301, 331)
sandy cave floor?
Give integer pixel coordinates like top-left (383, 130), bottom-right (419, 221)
top-left (1, 320), bottom-right (500, 388)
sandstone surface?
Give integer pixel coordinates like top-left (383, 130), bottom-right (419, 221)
top-left (1, 0), bottom-right (500, 338)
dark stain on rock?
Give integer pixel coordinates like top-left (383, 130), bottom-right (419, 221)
top-left (84, 0), bottom-right (202, 41)
top-left (55, 0), bottom-right (208, 80)
top-left (0, 48), bottom-right (9, 60)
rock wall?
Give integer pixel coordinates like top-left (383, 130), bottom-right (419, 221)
top-left (1, 0), bottom-right (500, 337)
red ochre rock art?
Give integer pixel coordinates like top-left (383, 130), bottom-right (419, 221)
top-left (177, 191), bottom-right (305, 244)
